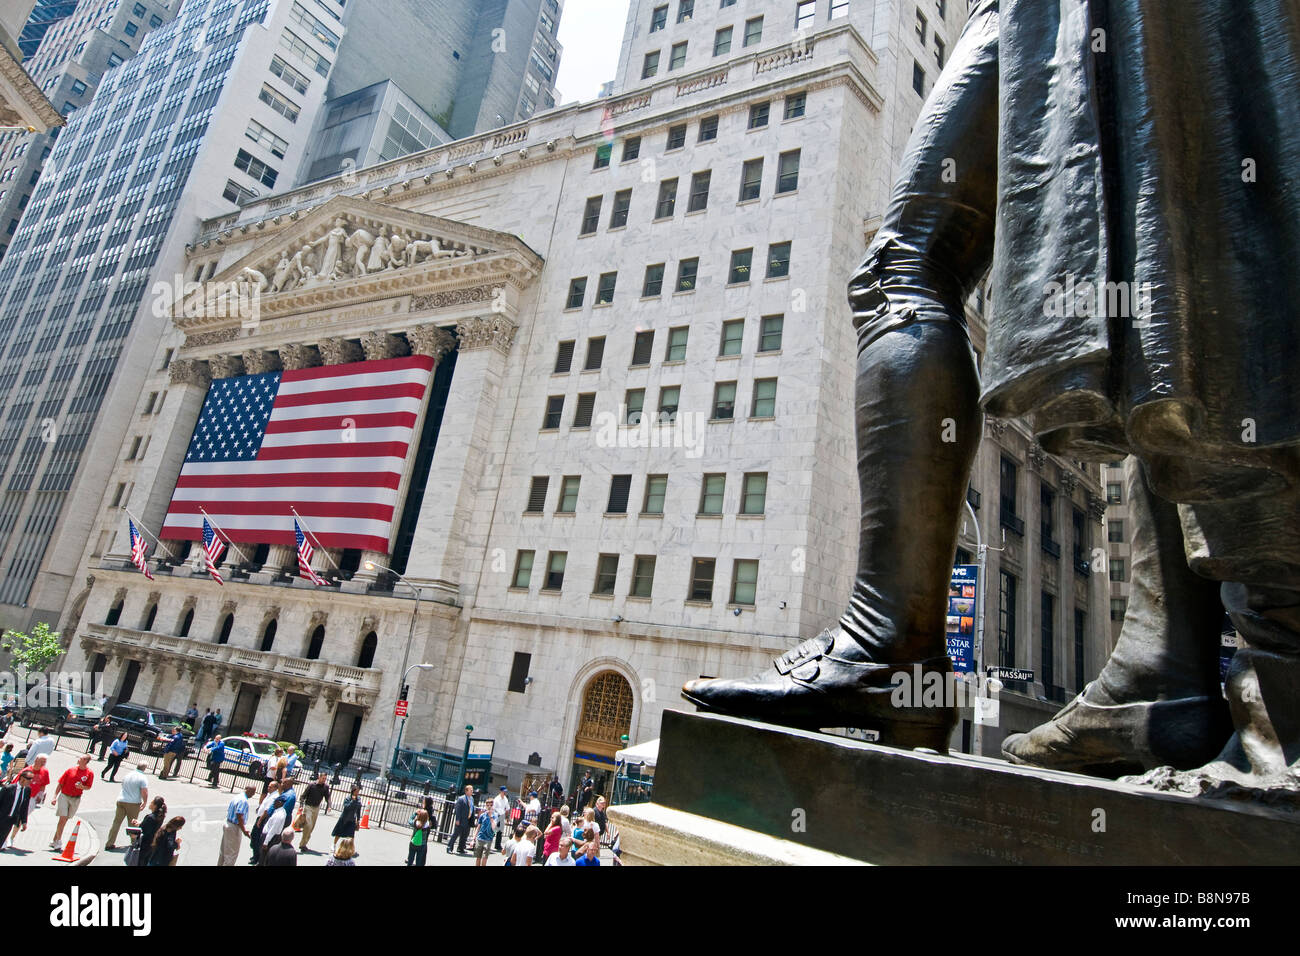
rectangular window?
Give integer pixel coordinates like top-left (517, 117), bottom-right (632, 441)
top-left (573, 393), bottom-right (596, 428)
top-left (784, 92), bottom-right (807, 119)
top-left (594, 554), bottom-right (620, 594)
top-left (259, 84), bottom-right (301, 122)
top-left (70, 80), bottom-right (87, 96)
top-left (512, 550), bottom-right (535, 588)
top-left (675, 257), bottom-right (698, 291)
top-left (566, 277), bottom-right (587, 309)
top-left (125, 20), bottom-right (139, 37)
top-left (642, 51), bottom-right (660, 78)
top-left (622, 137), bottom-right (641, 161)
top-left (1073, 508), bottom-right (1089, 568)
top-left (1106, 482), bottom-right (1123, 503)
top-left (280, 29), bottom-right (331, 76)
top-left (748, 102), bottom-right (770, 129)
top-left (610, 189), bottom-right (632, 228)
top-left (667, 123), bottom-right (687, 149)
top-left (1041, 590), bottom-right (1056, 690)
top-left (651, 4), bottom-right (668, 31)
top-left (916, 9), bottom-right (928, 42)
top-left (728, 248), bottom-right (753, 284)
top-left (796, 0), bottom-right (817, 30)
top-left (1111, 598), bottom-right (1127, 622)
top-left (558, 476), bottom-right (581, 512)
top-left (690, 558), bottom-right (717, 601)
top-left (678, 0), bottom-right (695, 21)
top-left (507, 652), bottom-right (532, 692)
top-left (1108, 520), bottom-right (1124, 543)
top-left (607, 475), bottom-right (632, 513)
top-left (776, 150), bottom-right (801, 193)
top-left (751, 378), bottom-right (777, 417)
top-left (631, 330), bottom-right (655, 367)
top-left (631, 555), bottom-right (657, 597)
top-left (913, 61), bottom-right (926, 96)
top-left (744, 16), bottom-right (763, 46)
top-left (658, 386), bottom-right (680, 423)
top-left (720, 319), bottom-right (744, 355)
top-left (580, 196), bottom-right (602, 235)
top-left (999, 570), bottom-right (1018, 668)
top-left (543, 396), bottom-right (564, 429)
top-left (669, 42), bottom-right (688, 70)
top-left (935, 35), bottom-right (946, 68)
top-left (712, 382), bottom-right (737, 420)
top-left (291, 1), bottom-right (340, 49)
top-left (687, 170), bottom-right (711, 212)
top-left (642, 263), bottom-right (665, 297)
top-left (665, 326), bottom-right (689, 362)
top-left (543, 551), bottom-right (567, 591)
top-left (1074, 609), bottom-right (1087, 692)
top-left (596, 271), bottom-right (618, 305)
top-left (110, 483), bottom-right (126, 508)
top-left (245, 119), bottom-right (289, 159)
top-left (938, 0), bottom-right (948, 19)
top-left (554, 340), bottom-right (575, 373)
top-left (526, 477), bottom-right (550, 512)
top-left (741, 473), bottom-right (767, 514)
top-left (699, 474), bottom-right (726, 514)
top-left (270, 55), bottom-right (310, 94)
top-left (1000, 456), bottom-right (1019, 519)
top-left (625, 389), bottom-right (646, 424)
top-left (732, 559), bottom-right (759, 605)
top-left (126, 436), bottom-right (142, 460)
top-left (740, 158), bottom-right (763, 200)
top-left (234, 149), bottom-right (279, 189)
top-left (643, 475), bottom-right (667, 514)
top-left (714, 27), bottom-right (733, 56)
top-left (1109, 558), bottom-right (1126, 583)
top-left (766, 241), bottom-right (792, 279)
top-left (594, 144), bottom-right (611, 169)
top-left (698, 115), bottom-right (719, 142)
top-left (759, 315), bottom-right (784, 352)
top-left (656, 178), bottom-right (678, 218)
top-left (584, 337), bottom-right (605, 371)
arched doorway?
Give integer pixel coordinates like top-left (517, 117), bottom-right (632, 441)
top-left (570, 671), bottom-right (634, 803)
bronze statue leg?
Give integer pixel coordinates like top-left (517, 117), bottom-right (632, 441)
top-left (1004, 456), bottom-right (1231, 775)
top-left (682, 2), bottom-right (1000, 749)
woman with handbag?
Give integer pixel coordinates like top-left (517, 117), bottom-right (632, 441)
top-left (331, 784), bottom-right (362, 850)
top-left (147, 816), bottom-right (185, 866)
top-left (131, 798), bottom-right (166, 866)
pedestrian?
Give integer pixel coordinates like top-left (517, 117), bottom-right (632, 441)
top-left (27, 755), bottom-right (49, 808)
top-left (210, 709), bottom-right (222, 738)
top-left (549, 774), bottom-right (564, 807)
top-left (85, 716), bottom-right (111, 755)
top-left (183, 704), bottom-right (199, 738)
top-left (524, 789), bottom-right (541, 827)
top-left (0, 743), bottom-right (13, 779)
top-left (266, 829), bottom-right (297, 866)
top-left (249, 781), bottom-right (280, 865)
top-left (160, 727), bottom-right (186, 779)
top-left (593, 795), bottom-right (609, 835)
top-left (284, 746), bottom-right (300, 778)
top-left (259, 795), bottom-right (288, 865)
top-left (542, 811), bottom-right (562, 859)
top-left (447, 784), bottom-right (474, 855)
top-left (510, 825), bottom-right (539, 867)
top-left (51, 754), bottom-right (93, 849)
top-left (574, 840), bottom-right (600, 867)
top-left (203, 735), bottom-right (225, 787)
top-left (546, 836), bottom-right (576, 867)
top-left (473, 803), bottom-right (495, 867)
top-left (103, 762), bottom-right (148, 850)
top-left (491, 786), bottom-right (510, 851)
top-left (576, 774), bottom-right (594, 814)
top-left (146, 816), bottom-right (184, 866)
top-left (195, 709), bottom-right (212, 747)
top-left (103, 733), bottom-right (129, 781)
top-left (220, 784), bottom-right (255, 866)
top-left (0, 768), bottom-right (34, 851)
top-left (580, 807), bottom-right (601, 844)
top-left (278, 779), bottom-right (296, 824)
top-left (326, 837), bottom-right (357, 867)
top-left (559, 804), bottom-right (572, 840)
top-left (406, 808), bottom-right (431, 866)
top-left (135, 797), bottom-right (166, 866)
top-left (501, 825), bottom-right (521, 866)
top-left (331, 784), bottom-right (362, 849)
top-left (24, 730), bottom-right (54, 765)
top-left (298, 772), bottom-right (331, 852)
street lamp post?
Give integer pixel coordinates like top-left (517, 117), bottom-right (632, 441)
top-left (392, 662), bottom-right (434, 776)
top-left (454, 724), bottom-right (474, 792)
top-left (366, 559), bottom-right (428, 781)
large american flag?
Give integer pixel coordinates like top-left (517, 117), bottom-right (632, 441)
top-left (160, 355), bottom-right (434, 551)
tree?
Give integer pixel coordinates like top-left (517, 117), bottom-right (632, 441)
top-left (1, 621), bottom-right (63, 677)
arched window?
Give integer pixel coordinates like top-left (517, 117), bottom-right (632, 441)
top-left (178, 608), bottom-right (194, 638)
top-left (260, 618), bottom-right (277, 652)
top-left (356, 631), bottom-right (377, 668)
top-left (576, 671), bottom-right (635, 747)
top-left (105, 601), bottom-right (123, 626)
top-left (306, 625), bottom-right (325, 660)
top-left (217, 613), bottom-right (233, 644)
top-left (143, 603), bottom-right (158, 632)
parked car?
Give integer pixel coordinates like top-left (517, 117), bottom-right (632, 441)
top-left (18, 691), bottom-right (104, 735)
top-left (214, 735), bottom-right (283, 778)
top-left (106, 702), bottom-right (194, 755)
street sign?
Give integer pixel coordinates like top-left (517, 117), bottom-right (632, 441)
top-left (986, 666), bottom-right (1034, 682)
top-left (394, 699), bottom-right (408, 717)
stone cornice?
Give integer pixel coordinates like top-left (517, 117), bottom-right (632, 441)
top-left (0, 45), bottom-right (64, 131)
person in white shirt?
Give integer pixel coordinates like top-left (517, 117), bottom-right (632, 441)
top-left (546, 836), bottom-right (576, 866)
top-left (104, 763), bottom-right (148, 850)
top-left (559, 805), bottom-right (573, 840)
top-left (511, 825), bottom-right (539, 867)
top-left (260, 796), bottom-right (288, 865)
top-left (491, 787), bottom-right (511, 850)
top-left (24, 731), bottom-right (54, 764)
top-left (524, 790), bottom-right (541, 825)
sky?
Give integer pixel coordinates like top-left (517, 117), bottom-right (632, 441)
top-left (554, 0), bottom-right (632, 104)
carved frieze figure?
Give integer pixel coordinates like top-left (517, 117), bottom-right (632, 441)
top-left (270, 253), bottom-right (294, 293)
top-left (288, 244), bottom-right (316, 287)
top-left (311, 216), bottom-right (350, 281)
top-left (684, 0), bottom-right (1300, 791)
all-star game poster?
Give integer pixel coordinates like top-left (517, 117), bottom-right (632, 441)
top-left (946, 565), bottom-right (978, 673)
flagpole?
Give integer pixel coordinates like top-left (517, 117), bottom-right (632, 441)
top-left (290, 507), bottom-right (340, 569)
top-left (123, 509), bottom-right (180, 561)
top-left (198, 508), bottom-right (253, 564)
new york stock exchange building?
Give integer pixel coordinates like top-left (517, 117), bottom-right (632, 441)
top-left (55, 20), bottom-right (1112, 793)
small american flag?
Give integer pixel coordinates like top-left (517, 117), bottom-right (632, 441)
top-left (129, 520), bottom-right (154, 581)
top-left (295, 518), bottom-right (327, 586)
top-left (202, 518), bottom-right (226, 585)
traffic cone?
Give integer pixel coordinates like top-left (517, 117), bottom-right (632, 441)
top-left (359, 804), bottom-right (370, 829)
top-left (52, 821), bottom-right (81, 863)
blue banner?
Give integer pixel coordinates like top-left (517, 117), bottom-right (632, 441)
top-left (946, 564), bottom-right (978, 673)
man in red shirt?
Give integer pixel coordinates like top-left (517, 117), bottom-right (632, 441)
top-left (51, 754), bottom-right (93, 848)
